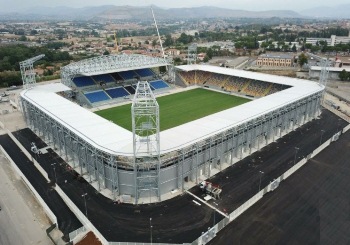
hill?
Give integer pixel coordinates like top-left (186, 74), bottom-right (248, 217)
top-left (0, 5), bottom-right (303, 20)
top-left (300, 4), bottom-right (350, 18)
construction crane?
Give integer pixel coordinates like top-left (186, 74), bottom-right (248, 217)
top-left (19, 54), bottom-right (45, 89)
top-left (151, 7), bottom-right (165, 58)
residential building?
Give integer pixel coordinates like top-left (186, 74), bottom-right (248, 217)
top-left (306, 32), bottom-right (350, 46)
top-left (256, 53), bottom-right (294, 67)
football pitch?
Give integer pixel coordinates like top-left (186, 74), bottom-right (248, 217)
top-left (95, 88), bottom-right (250, 132)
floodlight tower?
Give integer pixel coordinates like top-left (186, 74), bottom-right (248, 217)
top-left (132, 81), bottom-right (161, 204)
top-left (187, 43), bottom-right (197, 65)
top-left (319, 58), bottom-right (330, 104)
top-left (19, 54), bottom-right (45, 89)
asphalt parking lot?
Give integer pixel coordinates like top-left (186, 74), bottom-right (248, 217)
top-left (189, 109), bottom-right (348, 214)
top-left (208, 121), bottom-right (350, 245)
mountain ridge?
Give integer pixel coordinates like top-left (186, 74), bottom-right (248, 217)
top-left (0, 5), bottom-right (305, 20)
top-left (300, 4), bottom-right (350, 18)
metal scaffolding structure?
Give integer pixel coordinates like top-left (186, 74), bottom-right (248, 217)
top-left (319, 58), bottom-right (330, 104)
top-left (61, 54), bottom-right (172, 87)
top-left (319, 58), bottom-right (330, 87)
top-left (132, 81), bottom-right (161, 203)
top-left (187, 43), bottom-right (197, 65)
top-left (20, 54), bottom-right (45, 89)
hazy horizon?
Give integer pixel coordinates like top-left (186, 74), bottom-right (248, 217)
top-left (1, 0), bottom-right (350, 13)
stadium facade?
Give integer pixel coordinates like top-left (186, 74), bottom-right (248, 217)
top-left (20, 54), bottom-right (324, 203)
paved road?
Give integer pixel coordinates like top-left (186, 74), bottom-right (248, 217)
top-left (0, 154), bottom-right (51, 245)
top-left (0, 135), bottom-right (82, 241)
top-left (208, 122), bottom-right (350, 245)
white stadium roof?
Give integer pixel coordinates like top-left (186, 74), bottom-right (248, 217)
top-left (21, 66), bottom-right (324, 156)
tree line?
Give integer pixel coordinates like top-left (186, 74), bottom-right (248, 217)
top-left (0, 44), bottom-right (71, 72)
top-left (0, 44), bottom-right (72, 87)
top-left (339, 69), bottom-right (350, 81)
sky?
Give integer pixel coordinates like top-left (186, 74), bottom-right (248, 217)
top-left (0, 0), bottom-right (349, 12)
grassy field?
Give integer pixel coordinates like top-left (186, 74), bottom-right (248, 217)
top-left (95, 88), bottom-right (250, 132)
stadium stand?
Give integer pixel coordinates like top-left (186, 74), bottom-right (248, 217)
top-left (73, 76), bottom-right (96, 87)
top-left (135, 68), bottom-right (154, 77)
top-left (105, 87), bottom-right (130, 99)
top-left (150, 80), bottom-right (169, 89)
top-left (195, 71), bottom-right (212, 85)
top-left (111, 73), bottom-right (124, 82)
top-left (241, 80), bottom-right (270, 97)
top-left (204, 73), bottom-right (229, 87)
top-left (266, 83), bottom-right (289, 95)
top-left (124, 85), bottom-right (136, 94)
top-left (84, 90), bottom-right (110, 103)
top-left (224, 77), bottom-right (248, 92)
top-left (178, 71), bottom-right (196, 85)
top-left (178, 70), bottom-right (288, 98)
top-left (118, 70), bottom-right (137, 80)
top-left (92, 74), bottom-right (115, 83)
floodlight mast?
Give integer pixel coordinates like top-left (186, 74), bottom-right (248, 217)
top-left (187, 43), bottom-right (197, 65)
top-left (20, 54), bottom-right (45, 89)
top-left (132, 81), bottom-right (161, 204)
top-left (319, 58), bottom-right (330, 104)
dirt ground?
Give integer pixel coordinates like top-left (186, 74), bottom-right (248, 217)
top-left (76, 232), bottom-right (102, 245)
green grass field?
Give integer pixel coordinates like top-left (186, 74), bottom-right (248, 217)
top-left (95, 88), bottom-right (250, 132)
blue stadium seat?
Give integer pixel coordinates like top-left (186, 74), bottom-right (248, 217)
top-left (73, 76), bottom-right (96, 87)
top-left (135, 68), bottom-right (154, 77)
top-left (150, 80), bottom-right (169, 89)
top-left (118, 71), bottom-right (137, 80)
top-left (92, 74), bottom-right (115, 83)
top-left (105, 87), bottom-right (130, 99)
top-left (84, 91), bottom-right (110, 103)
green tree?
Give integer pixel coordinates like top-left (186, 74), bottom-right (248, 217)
top-left (298, 53), bottom-right (308, 67)
top-left (206, 48), bottom-right (213, 59)
top-left (30, 30), bottom-right (38, 35)
top-left (261, 42), bottom-right (269, 49)
top-left (292, 44), bottom-right (297, 52)
top-left (18, 35), bottom-right (27, 41)
top-left (152, 40), bottom-right (157, 48)
top-left (0, 71), bottom-right (21, 87)
top-left (304, 43), bottom-right (313, 49)
top-left (173, 57), bottom-right (182, 65)
top-left (268, 43), bottom-right (275, 50)
top-left (310, 45), bottom-right (321, 53)
top-left (163, 34), bottom-right (174, 47)
top-left (203, 55), bottom-right (209, 63)
top-left (339, 69), bottom-right (348, 81)
top-left (177, 33), bottom-right (193, 45)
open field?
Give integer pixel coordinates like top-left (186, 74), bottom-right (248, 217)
top-left (95, 88), bottom-right (250, 131)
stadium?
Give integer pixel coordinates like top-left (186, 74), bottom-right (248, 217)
top-left (19, 54), bottom-right (324, 204)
